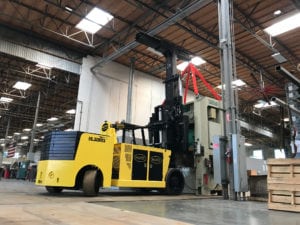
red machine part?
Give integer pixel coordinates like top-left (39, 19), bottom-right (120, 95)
top-left (180, 63), bottom-right (221, 103)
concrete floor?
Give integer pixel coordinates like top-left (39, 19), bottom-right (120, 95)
top-left (0, 179), bottom-right (299, 225)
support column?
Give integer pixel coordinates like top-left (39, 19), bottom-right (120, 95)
top-left (126, 58), bottom-right (135, 123)
top-left (3, 117), bottom-right (11, 155)
top-left (218, 0), bottom-right (240, 200)
top-left (5, 117), bottom-right (11, 139)
top-left (28, 92), bottom-right (40, 161)
top-left (1, 117), bottom-right (10, 167)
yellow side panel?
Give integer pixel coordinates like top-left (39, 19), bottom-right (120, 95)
top-left (115, 143), bottom-right (171, 188)
top-left (118, 144), bottom-right (133, 180)
top-left (36, 132), bottom-right (115, 188)
top-left (75, 133), bottom-right (115, 187)
top-left (111, 179), bottom-right (166, 188)
top-left (36, 160), bottom-right (78, 187)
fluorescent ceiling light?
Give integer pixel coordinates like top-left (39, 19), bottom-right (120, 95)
top-left (191, 56), bottom-right (206, 66)
top-left (36, 123), bottom-right (43, 127)
top-left (217, 79), bottom-right (246, 89)
top-left (14, 132), bottom-right (21, 135)
top-left (7, 136), bottom-right (12, 139)
top-left (274, 10), bottom-right (282, 16)
top-left (13, 81), bottom-right (32, 91)
top-left (0, 97), bottom-right (13, 103)
top-left (47, 117), bottom-right (58, 122)
top-left (177, 62), bottom-right (189, 71)
top-left (254, 100), bottom-right (278, 109)
top-left (245, 142), bottom-right (253, 147)
top-left (76, 7), bottom-right (113, 34)
top-left (177, 56), bottom-right (206, 71)
top-left (0, 143), bottom-right (4, 147)
top-left (21, 136), bottom-right (29, 140)
top-left (23, 128), bottom-right (31, 132)
top-left (284, 117), bottom-right (289, 122)
top-left (265, 12), bottom-right (300, 36)
top-left (232, 79), bottom-right (246, 87)
top-left (66, 109), bottom-right (76, 114)
top-left (65, 6), bottom-right (73, 12)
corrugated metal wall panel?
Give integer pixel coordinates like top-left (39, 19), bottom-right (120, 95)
top-left (0, 38), bottom-right (81, 74)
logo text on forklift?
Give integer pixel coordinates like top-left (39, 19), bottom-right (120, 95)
top-left (88, 136), bottom-right (106, 142)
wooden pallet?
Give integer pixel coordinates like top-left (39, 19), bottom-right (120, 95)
top-left (267, 159), bottom-right (300, 212)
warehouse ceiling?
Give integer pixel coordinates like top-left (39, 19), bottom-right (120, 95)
top-left (0, 0), bottom-right (299, 149)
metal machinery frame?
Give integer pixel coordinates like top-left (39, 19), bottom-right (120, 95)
top-left (135, 33), bottom-right (226, 195)
top-left (272, 66), bottom-right (300, 158)
top-left (136, 32), bottom-right (192, 169)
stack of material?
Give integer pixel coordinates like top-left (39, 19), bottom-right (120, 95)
top-left (267, 159), bottom-right (300, 212)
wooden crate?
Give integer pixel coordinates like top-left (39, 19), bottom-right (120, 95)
top-left (267, 159), bottom-right (300, 212)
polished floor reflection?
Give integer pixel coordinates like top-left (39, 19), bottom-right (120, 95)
top-left (99, 199), bottom-right (300, 225)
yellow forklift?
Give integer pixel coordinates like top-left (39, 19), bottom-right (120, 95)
top-left (36, 33), bottom-right (192, 196)
top-left (36, 122), bottom-right (184, 196)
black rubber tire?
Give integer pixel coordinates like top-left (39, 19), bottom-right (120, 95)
top-left (45, 186), bottom-right (63, 194)
top-left (165, 168), bottom-right (185, 195)
top-left (82, 170), bottom-right (100, 196)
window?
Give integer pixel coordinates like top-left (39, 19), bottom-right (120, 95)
top-left (252, 150), bottom-right (263, 159)
top-left (274, 149), bottom-right (285, 159)
top-left (76, 7), bottom-right (113, 34)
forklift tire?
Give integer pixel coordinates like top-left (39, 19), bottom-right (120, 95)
top-left (82, 170), bottom-right (100, 196)
top-left (165, 168), bottom-right (185, 195)
top-left (46, 186), bottom-right (63, 194)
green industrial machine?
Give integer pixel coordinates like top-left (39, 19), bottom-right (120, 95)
top-left (183, 96), bottom-right (223, 195)
top-left (16, 160), bottom-right (30, 179)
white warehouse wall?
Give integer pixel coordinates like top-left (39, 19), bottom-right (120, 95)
top-left (74, 55), bottom-right (194, 133)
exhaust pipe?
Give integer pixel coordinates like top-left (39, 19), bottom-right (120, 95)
top-left (276, 66), bottom-right (300, 86)
top-left (271, 97), bottom-right (300, 116)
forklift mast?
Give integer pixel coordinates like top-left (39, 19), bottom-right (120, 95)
top-left (136, 33), bottom-right (192, 167)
